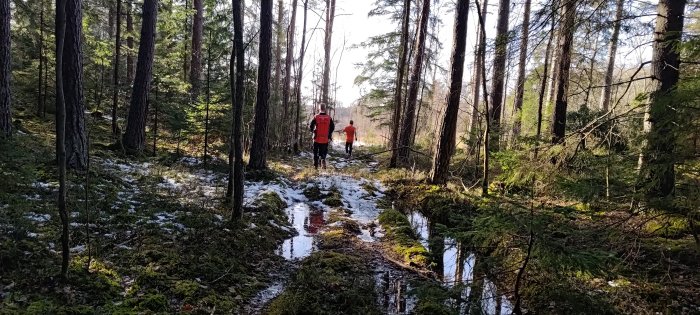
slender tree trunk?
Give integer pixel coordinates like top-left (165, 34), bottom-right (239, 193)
top-left (535, 14), bottom-right (555, 158)
top-left (203, 32), bottom-right (211, 165)
top-left (63, 0), bottom-right (88, 170)
top-left (55, 0), bottom-right (70, 279)
top-left (190, 0), bottom-right (203, 99)
top-left (468, 0), bottom-right (488, 151)
top-left (249, 0), bottom-right (273, 170)
top-left (389, 0), bottom-right (411, 167)
top-left (430, 0), bottom-right (469, 185)
top-left (583, 34), bottom-right (600, 108)
top-left (321, 0), bottom-right (336, 106)
top-left (0, 0), bottom-right (11, 138)
top-left (283, 0), bottom-right (298, 147)
top-left (37, 0), bottom-right (45, 118)
top-left (152, 83), bottom-right (158, 155)
top-left (637, 0), bottom-right (686, 198)
top-left (550, 0), bottom-right (576, 144)
top-left (294, 0), bottom-right (308, 153)
top-left (397, 0), bottom-right (430, 165)
top-left (599, 0), bottom-right (624, 112)
top-left (111, 0), bottom-right (122, 137)
top-left (183, 0), bottom-right (190, 82)
top-left (512, 0), bottom-right (531, 138)
top-left (488, 0), bottom-right (510, 151)
top-left (272, 0), bottom-right (283, 146)
top-left (122, 0), bottom-right (157, 154)
top-left (229, 0), bottom-right (245, 220)
top-left (126, 0), bottom-right (134, 83)
top-left (475, 0), bottom-right (490, 196)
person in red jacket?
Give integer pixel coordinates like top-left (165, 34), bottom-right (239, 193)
top-left (342, 120), bottom-right (358, 157)
top-left (309, 104), bottom-right (335, 169)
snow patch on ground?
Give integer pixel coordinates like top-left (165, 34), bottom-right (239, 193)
top-left (25, 212), bottom-right (51, 223)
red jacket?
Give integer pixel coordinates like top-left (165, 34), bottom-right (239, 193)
top-left (309, 113), bottom-right (335, 144)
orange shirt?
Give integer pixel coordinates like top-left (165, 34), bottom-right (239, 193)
top-left (344, 125), bottom-right (356, 143)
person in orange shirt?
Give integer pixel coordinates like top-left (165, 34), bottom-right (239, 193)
top-left (342, 120), bottom-right (358, 157)
top-left (309, 104), bottom-right (335, 169)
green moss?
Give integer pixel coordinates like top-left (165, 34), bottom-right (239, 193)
top-left (323, 187), bottom-right (344, 207)
top-left (303, 185), bottom-right (323, 200)
top-left (267, 251), bottom-right (380, 315)
top-left (253, 191), bottom-right (288, 213)
top-left (173, 280), bottom-right (199, 298)
top-left (378, 209), bottom-right (430, 268)
top-left (137, 293), bottom-right (168, 312)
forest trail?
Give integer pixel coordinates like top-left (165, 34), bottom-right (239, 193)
top-left (242, 144), bottom-right (512, 314)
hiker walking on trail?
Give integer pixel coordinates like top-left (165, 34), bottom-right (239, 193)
top-left (309, 104), bottom-right (335, 169)
top-left (342, 120), bottom-right (358, 157)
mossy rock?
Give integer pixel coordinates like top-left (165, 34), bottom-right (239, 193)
top-left (251, 191), bottom-right (287, 214)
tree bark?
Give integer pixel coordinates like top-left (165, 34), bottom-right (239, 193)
top-left (283, 0), bottom-right (298, 147)
top-left (55, 0), bottom-right (70, 279)
top-left (488, 0), bottom-right (511, 151)
top-left (37, 0), bottom-right (45, 118)
top-left (294, 0), bottom-right (308, 153)
top-left (248, 0), bottom-right (273, 170)
top-left (321, 0), bottom-right (336, 107)
top-left (599, 0), bottom-right (624, 112)
top-left (63, 0), bottom-right (88, 170)
top-left (550, 0), bottom-right (576, 144)
top-left (476, 0), bottom-right (490, 197)
top-left (190, 0), bottom-right (203, 99)
top-left (228, 0), bottom-right (245, 220)
top-left (203, 31), bottom-right (211, 164)
top-left (122, 0), bottom-right (157, 154)
top-left (512, 0), bottom-right (531, 138)
top-left (0, 0), bottom-right (11, 138)
top-left (468, 0), bottom-right (488, 151)
top-left (535, 13), bottom-right (555, 158)
top-left (429, 0), bottom-right (469, 185)
top-left (389, 0), bottom-right (410, 168)
top-left (111, 0), bottom-right (122, 137)
top-left (126, 0), bottom-right (134, 83)
top-left (397, 0), bottom-right (430, 165)
top-left (637, 0), bottom-right (686, 198)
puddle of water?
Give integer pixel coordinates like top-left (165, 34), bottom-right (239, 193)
top-left (373, 263), bottom-right (418, 315)
top-left (277, 203), bottom-right (324, 260)
top-left (408, 211), bottom-right (514, 315)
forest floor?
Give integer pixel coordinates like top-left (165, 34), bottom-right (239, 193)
top-left (1, 115), bottom-right (699, 314)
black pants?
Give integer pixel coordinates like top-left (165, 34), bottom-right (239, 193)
top-left (345, 142), bottom-right (354, 156)
top-left (313, 142), bottom-right (329, 167)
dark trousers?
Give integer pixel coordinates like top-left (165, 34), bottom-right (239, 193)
top-left (345, 142), bottom-right (354, 156)
top-left (313, 142), bottom-right (329, 167)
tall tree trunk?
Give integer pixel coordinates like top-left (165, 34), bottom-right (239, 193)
top-left (397, 0), bottom-right (430, 165)
top-left (468, 0), bottom-right (488, 150)
top-left (488, 0), bottom-right (511, 151)
top-left (583, 34), bottom-right (600, 108)
top-left (190, 0), bottom-right (203, 99)
top-left (272, 0), bottom-right (283, 146)
top-left (183, 0), bottom-right (190, 82)
top-left (203, 32), bottom-right (211, 164)
top-left (111, 0), bottom-right (122, 137)
top-left (229, 0), bottom-right (245, 220)
top-left (429, 0), bottom-right (469, 185)
top-left (476, 0), bottom-right (490, 196)
top-left (294, 0), bottom-right (308, 153)
top-left (283, 0), bottom-right (298, 147)
top-left (249, 0), bottom-right (273, 170)
top-left (535, 13), bottom-right (555, 158)
top-left (512, 0), bottom-right (531, 138)
top-left (321, 0), bottom-right (336, 106)
top-left (152, 83), bottom-right (158, 155)
top-left (550, 0), bottom-right (576, 144)
top-left (599, 0), bottom-right (624, 112)
top-left (126, 0), bottom-right (134, 83)
top-left (122, 0), bottom-right (157, 154)
top-left (55, 0), bottom-right (70, 279)
top-left (0, 0), bottom-right (11, 138)
top-left (37, 0), bottom-right (45, 118)
top-left (63, 0), bottom-right (88, 170)
top-left (637, 0), bottom-right (686, 198)
top-left (389, 0), bottom-right (410, 168)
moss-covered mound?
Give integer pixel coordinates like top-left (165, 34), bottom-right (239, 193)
top-left (267, 251), bottom-right (380, 315)
top-left (377, 209), bottom-right (430, 268)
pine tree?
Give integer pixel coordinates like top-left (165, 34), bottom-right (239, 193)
top-left (63, 0), bottom-right (88, 170)
top-left (599, 0), bottom-right (624, 112)
top-left (122, 0), bottom-right (158, 154)
top-left (389, 0), bottom-right (410, 168)
top-left (429, 0), bottom-right (469, 185)
top-left (190, 0), bottom-right (203, 99)
top-left (512, 0), bottom-right (531, 139)
top-left (551, 0), bottom-right (576, 144)
top-left (248, 0), bottom-right (273, 170)
top-left (228, 0), bottom-right (245, 220)
top-left (0, 0), bottom-right (11, 138)
top-left (488, 0), bottom-right (511, 151)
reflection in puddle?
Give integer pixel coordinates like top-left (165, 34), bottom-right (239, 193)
top-left (278, 203), bottom-right (324, 260)
top-left (374, 264), bottom-right (418, 315)
top-left (408, 211), bottom-right (514, 314)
